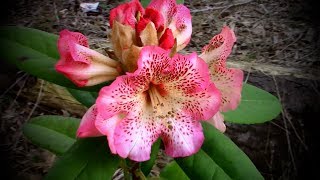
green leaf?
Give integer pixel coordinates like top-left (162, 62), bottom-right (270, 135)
top-left (175, 150), bottom-right (232, 180)
top-left (223, 83), bottom-right (282, 124)
top-left (171, 122), bottom-right (264, 180)
top-left (0, 26), bottom-right (59, 58)
top-left (45, 137), bottom-right (120, 180)
top-left (201, 122), bottom-right (264, 180)
top-left (160, 161), bottom-right (189, 180)
top-left (67, 88), bottom-right (98, 107)
top-left (141, 0), bottom-right (184, 7)
top-left (0, 26), bottom-right (103, 91)
top-left (22, 115), bottom-right (80, 155)
top-left (176, 0), bottom-right (184, 4)
top-left (141, 139), bottom-right (161, 176)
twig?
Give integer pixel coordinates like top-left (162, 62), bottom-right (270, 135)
top-left (8, 74), bottom-right (29, 110)
top-left (272, 76), bottom-right (297, 172)
top-left (190, 0), bottom-right (253, 13)
top-left (53, 0), bottom-right (60, 25)
top-left (26, 80), bottom-right (44, 121)
top-left (268, 32), bottom-right (304, 59)
top-left (13, 79), bottom-right (44, 149)
top-left (0, 73), bottom-right (28, 99)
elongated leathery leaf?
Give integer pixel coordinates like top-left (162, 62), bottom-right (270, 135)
top-left (201, 122), bottom-right (264, 180)
top-left (160, 161), bottom-right (189, 180)
top-left (45, 137), bottom-right (119, 180)
top-left (176, 149), bottom-right (232, 180)
top-left (171, 122), bottom-right (263, 180)
top-left (223, 83), bottom-right (282, 124)
top-left (141, 0), bottom-right (184, 7)
top-left (0, 26), bottom-right (104, 91)
top-left (141, 139), bottom-right (161, 176)
top-left (23, 115), bottom-right (80, 155)
top-left (67, 88), bottom-right (98, 108)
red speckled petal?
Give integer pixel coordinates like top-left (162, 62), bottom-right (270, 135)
top-left (159, 28), bottom-right (174, 50)
top-left (161, 112), bottom-right (204, 157)
top-left (148, 1), bottom-right (191, 51)
top-left (136, 46), bottom-right (221, 121)
top-left (143, 8), bottom-right (165, 32)
top-left (199, 26), bottom-right (236, 66)
top-left (58, 29), bottom-right (88, 56)
top-left (200, 26), bottom-right (243, 111)
top-left (95, 46), bottom-right (221, 161)
top-left (56, 43), bottom-right (120, 87)
top-left (148, 0), bottom-right (176, 27)
top-left (109, 0), bottom-right (144, 28)
top-left (76, 105), bottom-right (103, 138)
top-left (96, 76), bottom-right (161, 161)
top-left (96, 75), bottom-right (149, 119)
top-left (113, 110), bottom-right (161, 161)
top-left (167, 5), bottom-right (192, 51)
top-left (211, 66), bottom-right (243, 111)
top-left (208, 111), bottom-right (226, 133)
top-left (56, 29), bottom-right (120, 87)
top-left (95, 113), bottom-right (124, 154)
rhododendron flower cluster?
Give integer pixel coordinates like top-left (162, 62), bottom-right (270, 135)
top-left (55, 0), bottom-right (243, 162)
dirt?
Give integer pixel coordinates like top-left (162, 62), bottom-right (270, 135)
top-left (1, 0), bottom-right (320, 180)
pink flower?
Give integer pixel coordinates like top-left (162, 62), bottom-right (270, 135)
top-left (77, 46), bottom-right (221, 161)
top-left (55, 30), bottom-right (121, 87)
top-left (200, 26), bottom-right (244, 132)
top-left (109, 0), bottom-right (192, 72)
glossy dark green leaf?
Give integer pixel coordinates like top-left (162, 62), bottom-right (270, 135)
top-left (67, 88), bottom-right (98, 107)
top-left (45, 137), bottom-right (119, 180)
top-left (175, 150), bottom-right (232, 180)
top-left (168, 122), bottom-right (263, 180)
top-left (223, 83), bottom-right (282, 124)
top-left (201, 122), bottom-right (264, 180)
top-left (160, 161), bottom-right (189, 180)
top-left (141, 0), bottom-right (184, 7)
top-left (141, 139), bottom-right (161, 176)
top-left (0, 26), bottom-right (104, 91)
top-left (22, 115), bottom-right (80, 155)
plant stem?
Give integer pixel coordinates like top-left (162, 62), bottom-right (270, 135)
top-left (120, 158), bottom-right (131, 180)
top-left (131, 161), bottom-right (147, 180)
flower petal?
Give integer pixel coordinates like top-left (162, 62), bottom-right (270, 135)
top-left (96, 46), bottom-right (221, 161)
top-left (121, 45), bottom-right (142, 72)
top-left (159, 28), bottom-right (175, 50)
top-left (167, 5), bottom-right (192, 51)
top-left (143, 8), bottom-right (165, 32)
top-left (95, 113), bottom-right (124, 154)
top-left (211, 66), bottom-right (243, 111)
top-left (136, 46), bottom-right (221, 121)
top-left (109, 0), bottom-right (144, 28)
top-left (148, 1), bottom-right (192, 51)
top-left (76, 105), bottom-right (103, 138)
top-left (148, 0), bottom-right (177, 27)
top-left (111, 21), bottom-right (136, 60)
top-left (97, 75), bottom-right (149, 119)
top-left (58, 29), bottom-right (88, 56)
top-left (199, 26), bottom-right (243, 111)
top-left (139, 22), bottom-right (159, 46)
top-left (113, 112), bottom-right (161, 161)
top-left (56, 42), bottom-right (121, 87)
top-left (161, 112), bottom-right (204, 157)
top-left (199, 26), bottom-right (236, 66)
top-left (96, 75), bottom-right (161, 161)
top-left (208, 111), bottom-right (226, 133)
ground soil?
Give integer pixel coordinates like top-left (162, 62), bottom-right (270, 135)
top-left (1, 0), bottom-right (320, 180)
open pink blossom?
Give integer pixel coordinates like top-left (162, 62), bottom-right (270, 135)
top-left (77, 46), bottom-right (221, 161)
top-left (200, 26), bottom-right (244, 132)
top-left (109, 0), bottom-right (192, 72)
top-left (55, 30), bottom-right (121, 87)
